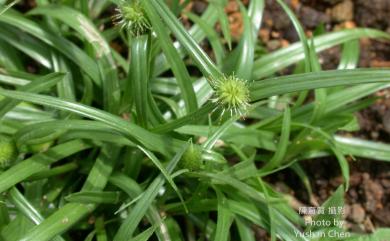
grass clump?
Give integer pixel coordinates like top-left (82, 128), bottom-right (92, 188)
top-left (0, 0), bottom-right (390, 240)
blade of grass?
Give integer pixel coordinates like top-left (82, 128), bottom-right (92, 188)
top-left (151, 102), bottom-right (216, 134)
top-left (261, 107), bottom-right (291, 171)
top-left (152, 2), bottom-right (220, 76)
top-left (124, 35), bottom-right (150, 126)
top-left (250, 69), bottom-right (390, 101)
top-left (277, 0), bottom-right (311, 72)
top-left (51, 54), bottom-right (76, 104)
top-left (28, 5), bottom-right (111, 58)
top-left (308, 39), bottom-right (327, 122)
top-left (185, 12), bottom-right (226, 67)
top-left (0, 89), bottom-right (184, 155)
top-left (114, 142), bottom-right (189, 240)
top-left (142, 1), bottom-right (198, 113)
top-left (8, 187), bottom-right (65, 241)
top-left (248, 0), bottom-right (265, 41)
top-left (234, 2), bottom-right (254, 80)
top-left (277, 0), bottom-right (314, 107)
top-left (65, 191), bottom-right (120, 204)
top-left (236, 218), bottom-right (255, 241)
top-left (137, 145), bottom-right (187, 212)
top-left (0, 38), bottom-right (23, 70)
top-left (335, 135), bottom-right (390, 162)
top-left (0, 9), bottom-right (101, 85)
top-left (252, 28), bottom-right (390, 79)
top-left (211, 0), bottom-right (231, 50)
top-left (19, 144), bottom-right (121, 241)
top-left (0, 72), bottom-right (64, 118)
top-left (213, 188), bottom-right (234, 241)
top-left (95, 217), bottom-right (107, 241)
top-left (109, 173), bottom-right (171, 241)
top-left (203, 116), bottom-right (238, 151)
top-left (331, 146), bottom-right (350, 190)
top-left (0, 140), bottom-right (90, 193)
top-left (0, 24), bottom-right (52, 69)
top-left (338, 39), bottom-right (360, 70)
top-left (194, 172), bottom-right (271, 204)
top-left (129, 226), bottom-right (157, 241)
top-left (27, 162), bottom-right (77, 181)
top-left (144, 0), bottom-right (222, 82)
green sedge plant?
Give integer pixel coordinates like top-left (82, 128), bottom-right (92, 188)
top-left (0, 0), bottom-right (389, 240)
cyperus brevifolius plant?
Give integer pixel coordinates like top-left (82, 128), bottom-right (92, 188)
top-left (0, 0), bottom-right (390, 240)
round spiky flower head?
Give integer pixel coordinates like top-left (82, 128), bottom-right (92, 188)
top-left (212, 74), bottom-right (251, 117)
top-left (113, 1), bottom-right (151, 36)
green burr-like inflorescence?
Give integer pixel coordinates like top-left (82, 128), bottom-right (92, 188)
top-left (0, 135), bottom-right (17, 169)
top-left (113, 1), bottom-right (151, 36)
top-left (179, 144), bottom-right (203, 171)
top-left (212, 75), bottom-right (250, 117)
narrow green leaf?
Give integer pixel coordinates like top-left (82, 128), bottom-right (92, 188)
top-left (253, 29), bottom-right (390, 79)
top-left (0, 140), bottom-right (90, 193)
top-left (137, 145), bottom-right (187, 211)
top-left (338, 40), bottom-right (360, 70)
top-left (211, 0), bottom-right (231, 50)
top-left (65, 191), bottom-right (120, 204)
top-left (142, 1), bottom-right (198, 113)
top-left (262, 107), bottom-right (291, 170)
top-left (8, 187), bottom-right (63, 241)
top-left (0, 89), bottom-right (184, 155)
top-left (144, 0), bottom-right (222, 81)
top-left (250, 69), bottom-right (390, 101)
top-left (214, 189), bottom-right (234, 241)
top-left (335, 136), bottom-right (390, 162)
top-left (153, 3), bottom-right (220, 76)
top-left (236, 218), bottom-right (255, 241)
top-left (234, 2), bottom-right (254, 80)
top-left (125, 35), bottom-right (150, 126)
top-left (312, 186), bottom-right (344, 231)
top-left (185, 12), bottom-right (225, 66)
top-left (109, 173), bottom-right (171, 241)
top-left (28, 5), bottom-right (111, 58)
top-left (203, 117), bottom-right (238, 151)
top-left (27, 162), bottom-right (77, 181)
top-left (0, 24), bottom-right (52, 69)
top-left (0, 72), bottom-right (64, 118)
top-left (277, 0), bottom-right (310, 71)
top-left (129, 226), bottom-right (157, 241)
top-left (114, 142), bottom-right (189, 240)
top-left (19, 145), bottom-right (121, 241)
top-left (0, 9), bottom-right (101, 84)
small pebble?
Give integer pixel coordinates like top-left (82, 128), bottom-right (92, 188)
top-left (328, 0), bottom-right (354, 22)
top-left (350, 204), bottom-right (365, 223)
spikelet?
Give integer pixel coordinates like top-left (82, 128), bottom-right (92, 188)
top-left (113, 1), bottom-right (151, 36)
top-left (210, 74), bottom-right (251, 117)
